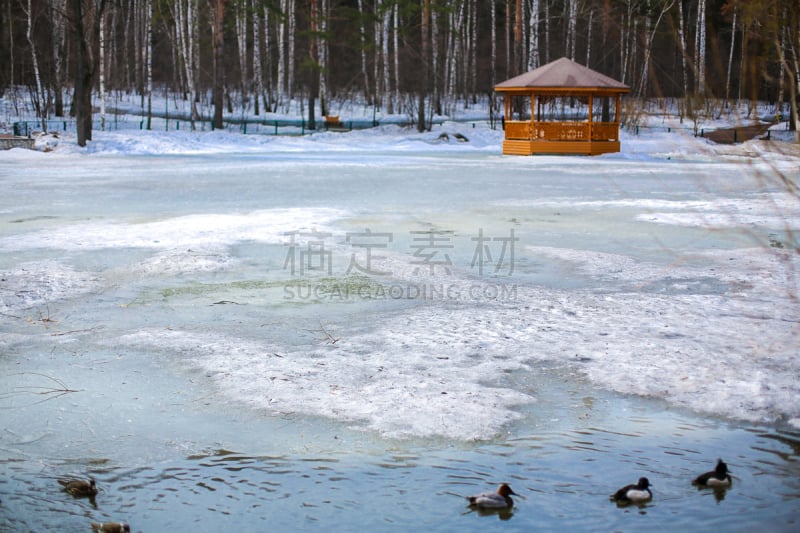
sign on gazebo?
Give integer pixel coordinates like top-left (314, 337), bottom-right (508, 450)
top-left (494, 58), bottom-right (630, 156)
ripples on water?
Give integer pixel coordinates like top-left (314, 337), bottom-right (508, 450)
top-left (2, 411), bottom-right (799, 532)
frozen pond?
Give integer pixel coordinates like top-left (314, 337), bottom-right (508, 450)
top-left (1, 134), bottom-right (799, 530)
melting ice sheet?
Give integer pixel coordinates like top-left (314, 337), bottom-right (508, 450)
top-left (112, 243), bottom-right (799, 441)
top-left (1, 145), bottom-right (799, 443)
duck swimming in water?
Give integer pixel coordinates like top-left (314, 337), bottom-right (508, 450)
top-left (610, 477), bottom-right (652, 505)
top-left (58, 478), bottom-right (98, 498)
top-left (467, 483), bottom-right (518, 510)
top-left (693, 459), bottom-right (732, 487)
top-left (90, 522), bottom-right (130, 533)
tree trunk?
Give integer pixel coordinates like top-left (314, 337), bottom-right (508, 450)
top-left (51, 0), bottom-right (67, 117)
top-left (213, 0), bottom-right (225, 130)
top-left (695, 0), bottom-right (707, 95)
top-left (417, 0), bottom-right (429, 133)
top-left (287, 0), bottom-right (295, 101)
top-left (566, 0), bottom-right (577, 61)
top-left (319, 0), bottom-right (328, 117)
top-left (381, 2), bottom-right (391, 113)
top-left (513, 0), bottom-right (521, 73)
top-left (252, 0), bottom-right (262, 116)
top-left (527, 0), bottom-right (539, 70)
top-left (308, 0), bottom-right (319, 130)
top-left (543, 0), bottom-right (549, 63)
top-left (585, 5), bottom-right (593, 66)
top-left (235, 0), bottom-right (248, 109)
top-left (145, 0), bottom-right (152, 129)
top-left (72, 0), bottom-right (96, 146)
top-left (99, 7), bottom-right (106, 130)
top-left (25, 0), bottom-right (47, 131)
top-left (356, 0), bottom-right (370, 102)
top-left (278, 0), bottom-right (286, 106)
top-left (725, 6), bottom-right (737, 104)
top-left (393, 2), bottom-right (400, 112)
top-left (677, 0), bottom-right (689, 100)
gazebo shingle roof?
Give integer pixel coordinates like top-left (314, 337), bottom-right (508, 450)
top-left (495, 57), bottom-right (629, 91)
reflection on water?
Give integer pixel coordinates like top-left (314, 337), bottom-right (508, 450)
top-left (2, 408), bottom-right (799, 532)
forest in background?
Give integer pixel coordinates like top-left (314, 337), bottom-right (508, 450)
top-left (1, 0), bottom-right (798, 145)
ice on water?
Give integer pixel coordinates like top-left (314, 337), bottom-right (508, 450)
top-left (1, 121), bottom-right (798, 441)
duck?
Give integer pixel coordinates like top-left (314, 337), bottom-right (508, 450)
top-left (693, 459), bottom-right (732, 487)
top-left (58, 478), bottom-right (98, 498)
top-left (610, 477), bottom-right (652, 505)
top-left (467, 483), bottom-right (518, 509)
top-left (90, 522), bottom-right (130, 533)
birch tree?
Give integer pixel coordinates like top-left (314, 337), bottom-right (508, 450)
top-left (356, 0), bottom-right (370, 102)
top-left (585, 4), bottom-right (594, 66)
top-left (235, 0), bottom-right (249, 106)
top-left (24, 0), bottom-right (47, 131)
top-left (252, 0), bottom-right (263, 115)
top-left (287, 0), bottom-right (295, 102)
top-left (393, 2), bottom-right (400, 112)
top-left (695, 0), bottom-right (707, 95)
top-left (278, 0), bottom-right (287, 106)
top-left (566, 0), bottom-right (577, 60)
top-left (725, 4), bottom-right (737, 104)
top-left (99, 7), bottom-right (106, 130)
top-left (677, 0), bottom-right (689, 99)
top-left (381, 1), bottom-right (392, 113)
top-left (528, 0), bottom-right (539, 71)
top-left (636, 1), bottom-right (675, 98)
top-left (145, 0), bottom-right (152, 129)
top-left (319, 0), bottom-right (329, 117)
top-left (174, 0), bottom-right (199, 126)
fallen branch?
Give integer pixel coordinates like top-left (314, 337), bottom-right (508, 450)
top-left (0, 372), bottom-right (80, 407)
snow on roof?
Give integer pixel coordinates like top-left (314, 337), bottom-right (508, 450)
top-left (495, 57), bottom-right (630, 91)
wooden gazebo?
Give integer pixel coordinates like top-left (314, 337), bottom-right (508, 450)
top-left (495, 57), bottom-right (630, 155)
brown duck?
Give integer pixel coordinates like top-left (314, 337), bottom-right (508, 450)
top-left (90, 522), bottom-right (130, 533)
top-left (58, 478), bottom-right (98, 498)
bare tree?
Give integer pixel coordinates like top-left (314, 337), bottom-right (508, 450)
top-left (175, 0), bottom-right (199, 127)
top-left (212, 0), bottom-right (224, 129)
top-left (528, 0), bottom-right (540, 71)
top-left (278, 0), bottom-right (287, 107)
top-left (356, 0), bottom-right (370, 103)
top-left (677, 0), bottom-right (689, 99)
top-left (725, 3), bottom-right (737, 104)
top-left (50, 0), bottom-right (68, 117)
top-left (235, 0), bottom-right (249, 107)
top-left (99, 6), bottom-right (106, 130)
top-left (695, 0), bottom-right (707, 95)
top-left (72, 0), bottom-right (108, 147)
top-left (144, 0), bottom-right (152, 129)
top-left (566, 0), bottom-right (577, 60)
top-left (24, 0), bottom-right (47, 131)
top-left (381, 1), bottom-right (391, 113)
top-left (252, 0), bottom-right (263, 115)
top-left (418, 0), bottom-right (430, 132)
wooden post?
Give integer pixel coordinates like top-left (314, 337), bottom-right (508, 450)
top-left (530, 93), bottom-right (535, 140)
top-left (588, 93), bottom-right (593, 142)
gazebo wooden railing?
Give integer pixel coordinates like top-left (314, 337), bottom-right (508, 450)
top-left (504, 120), bottom-right (621, 142)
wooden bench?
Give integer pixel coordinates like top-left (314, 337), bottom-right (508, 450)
top-left (324, 115), bottom-right (343, 129)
